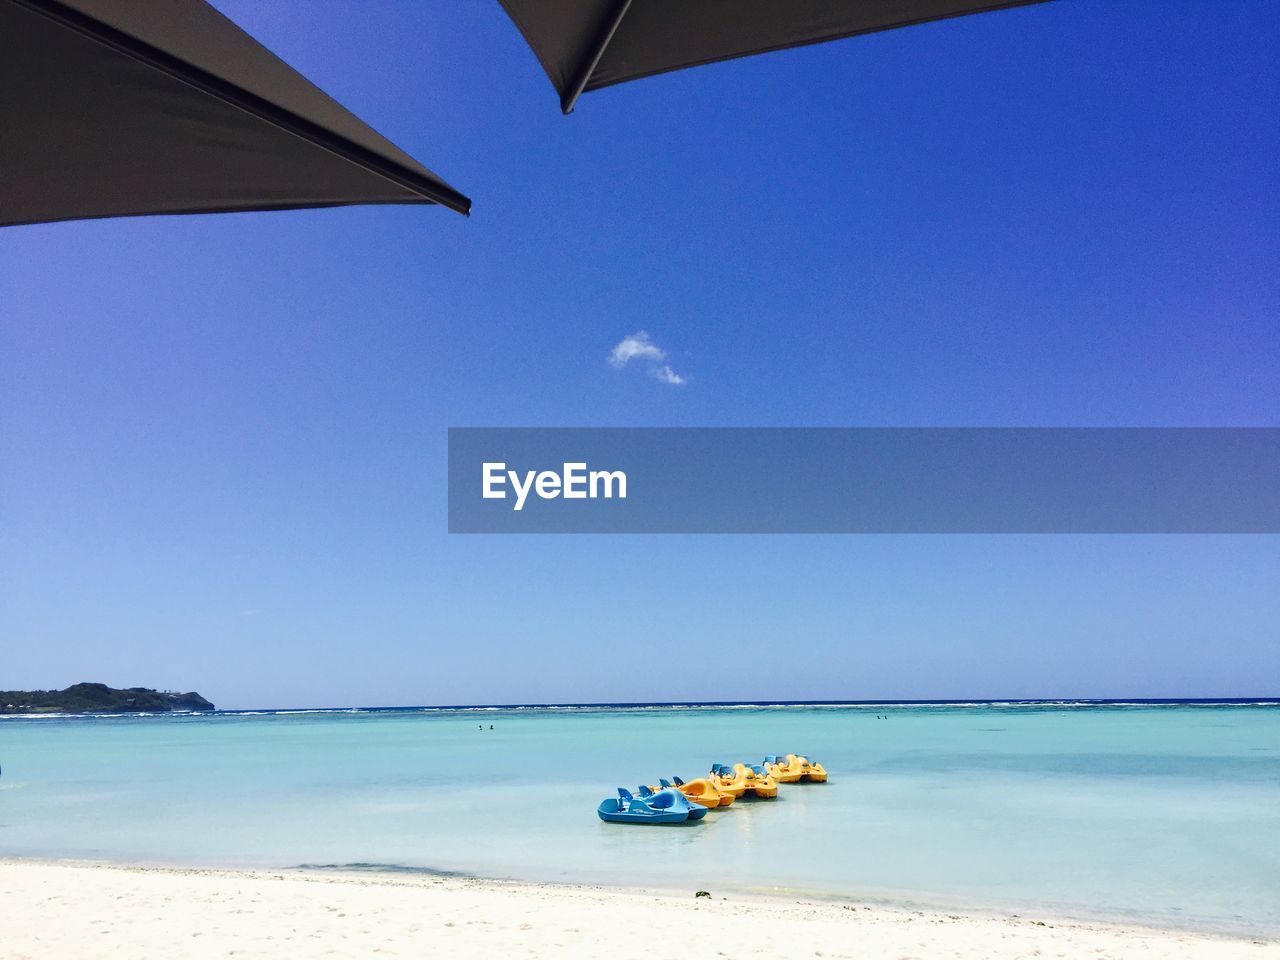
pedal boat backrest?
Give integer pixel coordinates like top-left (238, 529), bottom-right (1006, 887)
top-left (648, 790), bottom-right (677, 810)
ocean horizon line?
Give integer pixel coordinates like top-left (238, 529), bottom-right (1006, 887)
top-left (6, 696), bottom-right (1278, 719)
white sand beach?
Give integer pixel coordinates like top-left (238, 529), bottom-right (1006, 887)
top-left (2, 859), bottom-right (1274, 960)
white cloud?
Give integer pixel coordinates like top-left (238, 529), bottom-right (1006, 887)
top-left (653, 364), bottom-right (685, 385)
top-left (608, 331), bottom-right (686, 385)
top-left (608, 330), bottom-right (665, 368)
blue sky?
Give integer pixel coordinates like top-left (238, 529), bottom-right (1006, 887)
top-left (2, 0), bottom-right (1277, 708)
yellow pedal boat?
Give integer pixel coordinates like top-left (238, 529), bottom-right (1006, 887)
top-left (708, 764), bottom-right (747, 798)
top-left (733, 762), bottom-right (778, 798)
top-left (788, 753), bottom-right (828, 782)
top-left (762, 755), bottom-right (804, 783)
top-left (658, 777), bottom-right (733, 808)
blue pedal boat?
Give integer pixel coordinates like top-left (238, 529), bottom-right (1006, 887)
top-left (637, 784), bottom-right (708, 819)
top-left (597, 787), bottom-right (705, 824)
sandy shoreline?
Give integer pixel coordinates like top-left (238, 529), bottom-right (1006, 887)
top-left (2, 859), bottom-right (1275, 960)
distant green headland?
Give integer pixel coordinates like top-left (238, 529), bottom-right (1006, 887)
top-left (0, 683), bottom-right (215, 715)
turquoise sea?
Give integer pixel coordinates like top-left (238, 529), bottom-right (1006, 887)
top-left (1, 702), bottom-right (1277, 936)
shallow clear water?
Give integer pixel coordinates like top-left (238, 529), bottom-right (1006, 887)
top-left (1, 703), bottom-right (1276, 935)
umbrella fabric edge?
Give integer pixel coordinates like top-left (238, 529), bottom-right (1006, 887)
top-left (10, 0), bottom-right (472, 216)
top-left (0, 197), bottom-right (443, 230)
top-left (502, 0), bottom-right (1055, 113)
top-left (496, 0), bottom-right (575, 110)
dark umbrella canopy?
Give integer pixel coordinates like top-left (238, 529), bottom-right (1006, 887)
top-left (500, 0), bottom-right (1052, 114)
top-left (1, 0), bottom-right (470, 227)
